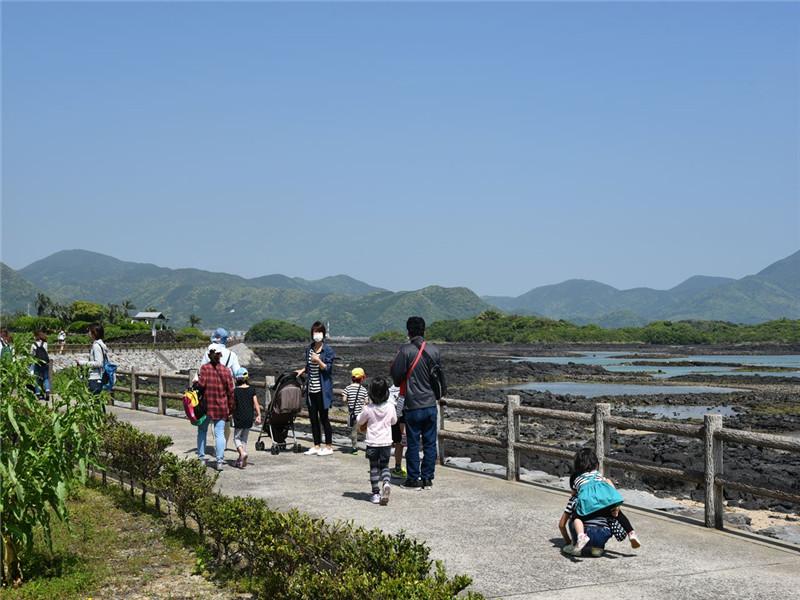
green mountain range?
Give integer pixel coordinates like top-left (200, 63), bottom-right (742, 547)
top-left (6, 250), bottom-right (489, 335)
top-left (3, 248), bottom-right (799, 334)
top-left (484, 250), bottom-right (800, 326)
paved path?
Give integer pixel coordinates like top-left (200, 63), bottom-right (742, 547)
top-left (110, 406), bottom-right (800, 599)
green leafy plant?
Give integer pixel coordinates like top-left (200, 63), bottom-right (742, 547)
top-left (0, 339), bottom-right (106, 584)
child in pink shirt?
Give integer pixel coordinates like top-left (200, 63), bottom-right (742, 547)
top-left (357, 376), bottom-right (397, 505)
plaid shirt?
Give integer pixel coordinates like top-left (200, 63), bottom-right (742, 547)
top-left (199, 362), bottom-right (234, 420)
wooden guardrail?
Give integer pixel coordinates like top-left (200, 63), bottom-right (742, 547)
top-left (109, 371), bottom-right (800, 530)
top-left (438, 394), bottom-right (800, 530)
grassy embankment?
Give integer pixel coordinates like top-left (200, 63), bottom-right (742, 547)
top-left (1, 482), bottom-right (221, 600)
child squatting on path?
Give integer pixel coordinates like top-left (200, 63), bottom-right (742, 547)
top-left (343, 367), bottom-right (368, 454)
top-left (559, 448), bottom-right (641, 556)
top-left (357, 376), bottom-right (398, 505)
top-left (232, 367), bottom-right (261, 468)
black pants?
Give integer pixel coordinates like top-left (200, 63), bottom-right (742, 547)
top-left (308, 391), bottom-right (332, 445)
top-left (577, 506), bottom-right (634, 533)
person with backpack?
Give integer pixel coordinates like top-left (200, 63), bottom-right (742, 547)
top-left (357, 376), bottom-right (397, 505)
top-left (197, 343), bottom-right (235, 471)
top-left (1, 329), bottom-right (13, 360)
top-left (31, 329), bottom-right (51, 401)
top-left (390, 316), bottom-right (445, 491)
top-left (77, 323), bottom-right (110, 395)
top-left (342, 367), bottom-right (368, 454)
top-left (559, 448), bottom-right (641, 556)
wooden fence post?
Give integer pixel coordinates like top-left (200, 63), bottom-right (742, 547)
top-left (157, 368), bottom-right (166, 415)
top-left (704, 414), bottom-right (724, 529)
top-left (437, 402), bottom-right (446, 466)
top-left (130, 368), bottom-right (138, 410)
top-left (594, 403), bottom-right (612, 475)
top-left (506, 395), bottom-right (520, 481)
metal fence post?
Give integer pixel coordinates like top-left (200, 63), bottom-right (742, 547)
top-left (157, 368), bottom-right (166, 415)
top-left (506, 395), bottom-right (520, 481)
top-left (704, 414), bottom-right (724, 529)
top-left (130, 368), bottom-right (138, 410)
top-left (594, 403), bottom-right (612, 475)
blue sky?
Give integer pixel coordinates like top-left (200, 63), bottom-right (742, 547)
top-left (2, 1), bottom-right (798, 296)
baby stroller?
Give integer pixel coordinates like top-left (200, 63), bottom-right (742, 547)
top-left (255, 370), bottom-right (305, 455)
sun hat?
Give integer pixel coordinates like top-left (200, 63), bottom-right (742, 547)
top-left (210, 327), bottom-right (229, 344)
top-left (234, 367), bottom-right (249, 379)
top-left (351, 367), bottom-right (366, 379)
top-left (208, 343), bottom-right (226, 356)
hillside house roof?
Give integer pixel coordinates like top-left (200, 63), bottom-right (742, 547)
top-left (132, 311), bottom-right (166, 320)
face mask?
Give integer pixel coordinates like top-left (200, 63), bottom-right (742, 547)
top-left (313, 332), bottom-right (324, 343)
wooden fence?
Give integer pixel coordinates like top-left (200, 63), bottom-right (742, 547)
top-left (109, 370), bottom-right (800, 530)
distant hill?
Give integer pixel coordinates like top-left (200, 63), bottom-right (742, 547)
top-left (15, 250), bottom-right (487, 334)
top-left (0, 262), bottom-right (41, 314)
top-left (483, 250), bottom-right (800, 324)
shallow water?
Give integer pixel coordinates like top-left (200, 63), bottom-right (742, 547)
top-left (631, 404), bottom-right (739, 419)
top-left (509, 381), bottom-right (746, 398)
top-left (511, 352), bottom-right (800, 379)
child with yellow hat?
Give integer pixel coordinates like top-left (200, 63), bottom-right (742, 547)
top-left (342, 367), bottom-right (368, 454)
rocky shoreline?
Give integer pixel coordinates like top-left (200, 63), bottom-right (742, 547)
top-left (248, 341), bottom-right (800, 542)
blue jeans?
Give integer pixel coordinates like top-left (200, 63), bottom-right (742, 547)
top-left (197, 418), bottom-right (226, 462)
top-left (569, 521), bottom-right (612, 556)
top-left (88, 379), bottom-right (103, 395)
top-left (404, 405), bottom-right (438, 481)
top-left (34, 367), bottom-right (50, 398)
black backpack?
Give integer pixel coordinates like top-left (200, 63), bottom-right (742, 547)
top-left (421, 348), bottom-right (447, 400)
top-left (34, 341), bottom-right (49, 366)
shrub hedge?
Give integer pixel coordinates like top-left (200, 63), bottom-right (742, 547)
top-left (98, 419), bottom-right (482, 599)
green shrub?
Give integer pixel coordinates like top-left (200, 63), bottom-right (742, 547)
top-left (6, 315), bottom-right (61, 333)
top-left (155, 454), bottom-right (218, 529)
top-left (245, 320), bottom-right (308, 342)
top-left (176, 327), bottom-right (207, 342)
top-left (370, 330), bottom-right (407, 343)
top-left (67, 320), bottom-right (92, 334)
top-left (93, 416), bottom-right (482, 598)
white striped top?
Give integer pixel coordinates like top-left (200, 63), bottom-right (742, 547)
top-left (344, 383), bottom-right (367, 415)
top-left (308, 348), bottom-right (322, 393)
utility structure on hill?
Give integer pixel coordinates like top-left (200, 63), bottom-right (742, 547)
top-left (131, 311), bottom-right (167, 343)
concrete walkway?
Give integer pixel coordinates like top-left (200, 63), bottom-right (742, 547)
top-left (110, 406), bottom-right (800, 599)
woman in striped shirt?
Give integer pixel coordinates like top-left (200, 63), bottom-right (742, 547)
top-left (296, 321), bottom-right (336, 456)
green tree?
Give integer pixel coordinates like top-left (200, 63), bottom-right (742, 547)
top-left (70, 300), bottom-right (107, 323)
top-left (35, 293), bottom-right (52, 317)
top-left (189, 314), bottom-right (201, 328)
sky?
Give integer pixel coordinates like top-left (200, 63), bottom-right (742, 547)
top-left (2, 1), bottom-right (799, 297)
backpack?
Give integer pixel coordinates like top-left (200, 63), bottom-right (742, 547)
top-left (99, 344), bottom-right (117, 391)
top-left (183, 388), bottom-right (208, 426)
top-left (424, 350), bottom-right (447, 400)
top-left (34, 341), bottom-right (50, 367)
top-left (575, 473), bottom-right (624, 516)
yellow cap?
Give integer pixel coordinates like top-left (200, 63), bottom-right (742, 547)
top-left (351, 367), bottom-right (366, 379)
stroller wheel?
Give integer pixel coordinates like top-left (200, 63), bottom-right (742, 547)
top-left (293, 444), bottom-right (303, 454)
top-left (255, 441), bottom-right (265, 452)
top-left (270, 445), bottom-right (280, 455)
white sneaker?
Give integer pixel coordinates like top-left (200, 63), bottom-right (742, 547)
top-left (574, 533), bottom-right (590, 553)
top-left (380, 482), bottom-right (391, 505)
top-left (371, 493), bottom-right (381, 504)
top-left (318, 448), bottom-right (334, 456)
top-left (304, 447), bottom-right (320, 456)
